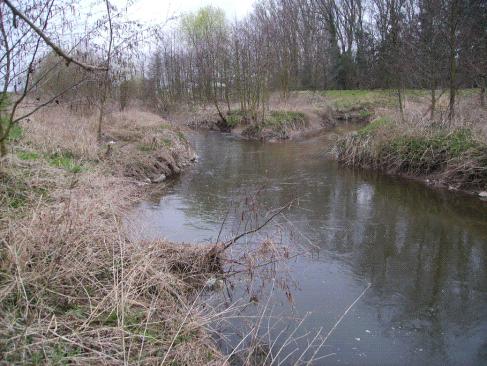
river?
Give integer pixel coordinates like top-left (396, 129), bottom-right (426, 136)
top-left (129, 129), bottom-right (487, 365)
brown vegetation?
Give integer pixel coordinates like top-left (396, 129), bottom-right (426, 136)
top-left (184, 92), bottom-right (336, 141)
top-left (0, 106), bottom-right (226, 364)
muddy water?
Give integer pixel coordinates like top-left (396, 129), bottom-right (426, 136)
top-left (130, 129), bottom-right (487, 365)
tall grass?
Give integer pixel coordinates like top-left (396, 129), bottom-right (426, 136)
top-left (336, 101), bottom-right (487, 192)
top-left (0, 106), bottom-right (223, 364)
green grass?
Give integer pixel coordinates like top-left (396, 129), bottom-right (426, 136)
top-left (174, 330), bottom-right (197, 346)
top-left (5, 193), bottom-right (27, 209)
top-left (358, 117), bottom-right (392, 136)
top-left (96, 307), bottom-right (162, 344)
top-left (48, 152), bottom-right (83, 173)
top-left (226, 110), bottom-right (247, 127)
top-left (263, 111), bottom-right (307, 128)
top-left (1, 117), bottom-right (23, 141)
top-left (1, 172), bottom-right (28, 209)
top-left (0, 166), bottom-right (49, 210)
top-left (17, 150), bottom-right (40, 161)
top-left (359, 120), bottom-right (479, 159)
top-left (387, 128), bottom-right (480, 161)
top-left (322, 89), bottom-right (400, 111)
top-left (137, 143), bottom-right (156, 152)
top-left (321, 89), bottom-right (434, 112)
top-left (241, 110), bottom-right (309, 139)
top-left (7, 124), bottom-right (23, 141)
top-left (177, 131), bottom-right (187, 142)
top-left (337, 121), bottom-right (487, 190)
top-left (163, 138), bottom-right (173, 147)
top-left (227, 109), bottom-right (307, 133)
top-left (26, 342), bottom-right (82, 365)
top-left (458, 88), bottom-right (480, 97)
top-left (138, 137), bottom-right (173, 151)
top-left (322, 88), bottom-right (480, 112)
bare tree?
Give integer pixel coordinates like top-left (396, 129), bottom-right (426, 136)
top-left (97, 0), bottom-right (113, 140)
top-left (0, 0), bottom-right (107, 156)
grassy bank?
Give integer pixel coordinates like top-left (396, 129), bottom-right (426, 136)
top-left (239, 110), bottom-right (309, 141)
top-left (184, 93), bottom-right (330, 141)
top-left (321, 89), bottom-right (430, 112)
top-left (336, 104), bottom-right (487, 193)
top-left (0, 106), bottom-right (224, 364)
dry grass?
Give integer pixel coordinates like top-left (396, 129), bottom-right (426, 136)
top-left (104, 109), bottom-right (196, 182)
top-left (21, 105), bottom-right (99, 160)
top-left (0, 106), bottom-right (223, 364)
top-left (15, 105), bottom-right (196, 182)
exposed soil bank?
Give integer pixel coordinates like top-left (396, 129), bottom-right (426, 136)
top-left (0, 107), bottom-right (224, 364)
top-left (102, 110), bottom-right (197, 183)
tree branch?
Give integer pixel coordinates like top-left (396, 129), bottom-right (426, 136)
top-left (3, 0), bottom-right (107, 72)
top-left (222, 203), bottom-right (292, 251)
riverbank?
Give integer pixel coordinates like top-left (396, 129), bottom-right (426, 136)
top-left (175, 89), bottom-right (487, 195)
top-left (0, 106), bottom-right (224, 364)
top-left (334, 91), bottom-right (487, 196)
top-left (183, 92), bottom-right (358, 141)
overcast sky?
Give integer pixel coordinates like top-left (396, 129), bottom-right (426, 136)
top-left (126, 0), bottom-right (256, 24)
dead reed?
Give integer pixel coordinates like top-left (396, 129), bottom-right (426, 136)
top-left (0, 106), bottom-right (223, 364)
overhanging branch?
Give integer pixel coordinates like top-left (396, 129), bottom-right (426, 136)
top-left (3, 0), bottom-right (108, 72)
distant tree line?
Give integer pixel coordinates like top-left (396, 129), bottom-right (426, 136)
top-left (2, 0), bottom-right (486, 154)
top-left (136, 0), bottom-right (486, 120)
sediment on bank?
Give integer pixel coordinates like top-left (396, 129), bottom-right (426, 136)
top-left (0, 106), bottom-right (224, 364)
top-left (336, 111), bottom-right (487, 194)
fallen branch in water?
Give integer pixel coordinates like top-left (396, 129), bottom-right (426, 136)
top-left (221, 202), bottom-right (293, 251)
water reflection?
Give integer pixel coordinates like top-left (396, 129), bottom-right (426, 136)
top-left (129, 131), bottom-right (487, 365)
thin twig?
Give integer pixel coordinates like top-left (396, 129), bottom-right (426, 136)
top-left (307, 282), bottom-right (372, 365)
top-left (222, 203), bottom-right (292, 251)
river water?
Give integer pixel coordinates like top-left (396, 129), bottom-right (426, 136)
top-left (130, 129), bottom-right (487, 365)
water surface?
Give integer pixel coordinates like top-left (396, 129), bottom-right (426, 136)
top-left (130, 130), bottom-right (487, 365)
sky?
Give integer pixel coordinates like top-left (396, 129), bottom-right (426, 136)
top-left (126, 0), bottom-right (256, 24)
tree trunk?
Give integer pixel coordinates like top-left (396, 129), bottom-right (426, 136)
top-left (448, 84), bottom-right (456, 122)
top-left (0, 120), bottom-right (6, 157)
top-left (447, 0), bottom-right (458, 123)
top-left (480, 84), bottom-right (485, 108)
top-left (448, 59), bottom-right (456, 122)
top-left (97, 97), bottom-right (107, 140)
top-left (430, 87), bottom-right (436, 120)
top-left (98, 0), bottom-right (113, 140)
top-left (397, 88), bottom-right (404, 122)
top-left (0, 139), bottom-right (6, 157)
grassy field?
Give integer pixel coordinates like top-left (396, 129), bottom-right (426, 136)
top-left (321, 88), bottom-right (481, 112)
